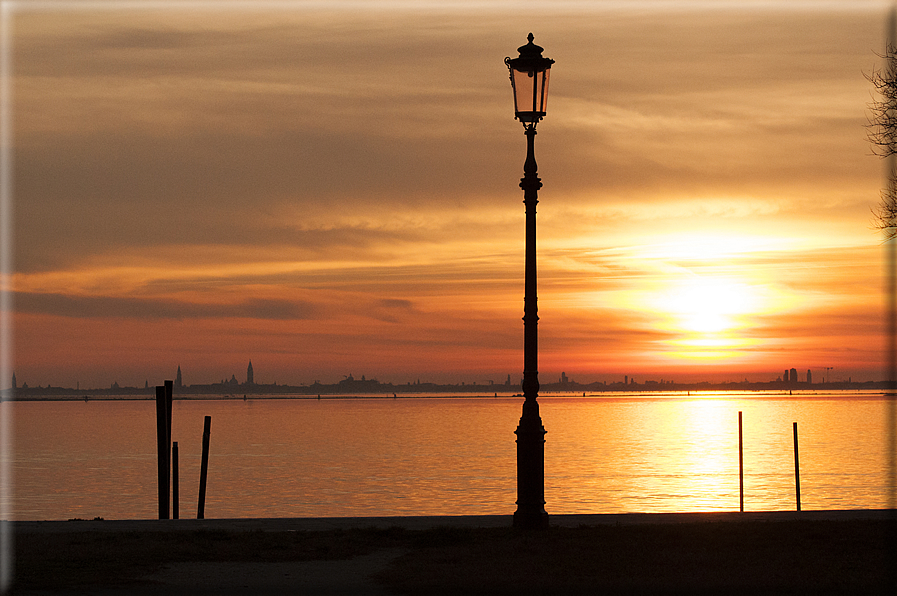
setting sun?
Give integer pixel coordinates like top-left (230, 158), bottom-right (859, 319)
top-left (663, 277), bottom-right (758, 334)
top-left (652, 276), bottom-right (765, 361)
top-left (593, 233), bottom-right (793, 365)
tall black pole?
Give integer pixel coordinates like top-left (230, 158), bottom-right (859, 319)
top-left (197, 415), bottom-right (211, 519)
top-left (155, 385), bottom-right (169, 519)
top-left (793, 422), bottom-right (801, 512)
top-left (738, 411), bottom-right (744, 512)
top-left (514, 124), bottom-right (548, 529)
top-left (172, 441), bottom-right (179, 520)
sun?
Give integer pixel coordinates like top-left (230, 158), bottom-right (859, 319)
top-left (593, 233), bottom-right (797, 364)
top-left (664, 277), bottom-right (755, 334)
top-left (651, 275), bottom-right (766, 361)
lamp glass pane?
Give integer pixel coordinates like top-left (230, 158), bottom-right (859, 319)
top-left (512, 68), bottom-right (537, 115)
top-left (539, 69), bottom-right (550, 113)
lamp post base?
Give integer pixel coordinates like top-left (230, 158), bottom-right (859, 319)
top-left (513, 402), bottom-right (548, 530)
top-left (513, 506), bottom-right (549, 530)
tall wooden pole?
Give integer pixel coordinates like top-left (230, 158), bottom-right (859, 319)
top-left (514, 125), bottom-right (548, 529)
top-left (164, 380), bottom-right (173, 515)
top-left (165, 380), bottom-right (173, 445)
top-left (197, 416), bottom-right (211, 519)
top-left (738, 411), bottom-right (744, 512)
top-left (172, 441), bottom-right (179, 520)
top-left (793, 422), bottom-right (801, 511)
top-left (155, 385), bottom-right (169, 519)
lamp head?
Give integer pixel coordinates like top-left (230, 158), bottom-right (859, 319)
top-left (505, 33), bottom-right (554, 125)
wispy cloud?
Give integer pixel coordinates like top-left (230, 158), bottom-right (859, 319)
top-left (14, 291), bottom-right (320, 320)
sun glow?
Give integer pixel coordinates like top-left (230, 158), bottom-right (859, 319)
top-left (653, 276), bottom-right (766, 361)
top-left (664, 277), bottom-right (757, 334)
top-left (653, 275), bottom-right (768, 360)
top-left (612, 231), bottom-right (790, 364)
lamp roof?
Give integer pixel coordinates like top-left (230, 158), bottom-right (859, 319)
top-left (507, 33), bottom-right (554, 72)
top-left (518, 33), bottom-right (543, 58)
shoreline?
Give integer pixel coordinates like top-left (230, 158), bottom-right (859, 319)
top-left (12, 509), bottom-right (897, 595)
top-left (12, 508), bottom-right (897, 533)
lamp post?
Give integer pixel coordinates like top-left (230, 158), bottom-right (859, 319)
top-left (506, 33), bottom-right (553, 530)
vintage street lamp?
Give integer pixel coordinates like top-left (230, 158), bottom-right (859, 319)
top-left (506, 33), bottom-right (553, 530)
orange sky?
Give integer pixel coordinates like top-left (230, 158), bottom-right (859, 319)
top-left (4, 2), bottom-right (892, 389)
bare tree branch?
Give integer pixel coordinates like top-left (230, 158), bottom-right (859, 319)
top-left (866, 44), bottom-right (897, 239)
top-left (872, 176), bottom-right (897, 241)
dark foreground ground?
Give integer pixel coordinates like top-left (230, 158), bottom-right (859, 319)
top-left (10, 511), bottom-right (897, 595)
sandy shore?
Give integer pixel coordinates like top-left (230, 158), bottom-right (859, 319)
top-left (11, 509), bottom-right (897, 595)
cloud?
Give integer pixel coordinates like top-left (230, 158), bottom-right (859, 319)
top-left (14, 6), bottom-right (882, 268)
top-left (14, 291), bottom-right (319, 321)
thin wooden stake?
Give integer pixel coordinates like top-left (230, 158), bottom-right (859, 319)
top-left (197, 416), bottom-right (211, 519)
top-left (793, 421), bottom-right (801, 511)
top-left (172, 441), bottom-right (179, 520)
top-left (738, 411), bottom-right (744, 512)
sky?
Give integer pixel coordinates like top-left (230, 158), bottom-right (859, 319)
top-left (4, 0), bottom-right (894, 389)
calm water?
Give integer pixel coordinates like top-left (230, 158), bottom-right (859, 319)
top-left (5, 392), bottom-right (895, 520)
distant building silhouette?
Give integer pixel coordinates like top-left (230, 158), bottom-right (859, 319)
top-left (247, 361), bottom-right (254, 385)
top-left (175, 366), bottom-right (183, 389)
top-left (790, 368), bottom-right (797, 383)
top-left (560, 372), bottom-right (568, 385)
top-left (625, 375), bottom-right (628, 385)
top-left (506, 374), bottom-right (512, 386)
top-left (806, 369), bottom-right (812, 384)
top-left (338, 373), bottom-right (379, 391)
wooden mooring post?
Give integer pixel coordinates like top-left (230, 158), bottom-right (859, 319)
top-left (165, 380), bottom-right (175, 519)
top-left (172, 441), bottom-right (179, 519)
top-left (793, 421), bottom-right (801, 511)
top-left (738, 411), bottom-right (744, 512)
top-left (197, 416), bottom-right (211, 519)
top-left (155, 385), bottom-right (170, 519)
top-left (165, 380), bottom-right (173, 451)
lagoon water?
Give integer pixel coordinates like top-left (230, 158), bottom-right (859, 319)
top-left (6, 392), bottom-right (895, 520)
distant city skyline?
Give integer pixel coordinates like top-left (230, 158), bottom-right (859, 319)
top-left (6, 3), bottom-right (889, 392)
top-left (6, 360), bottom-right (872, 392)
